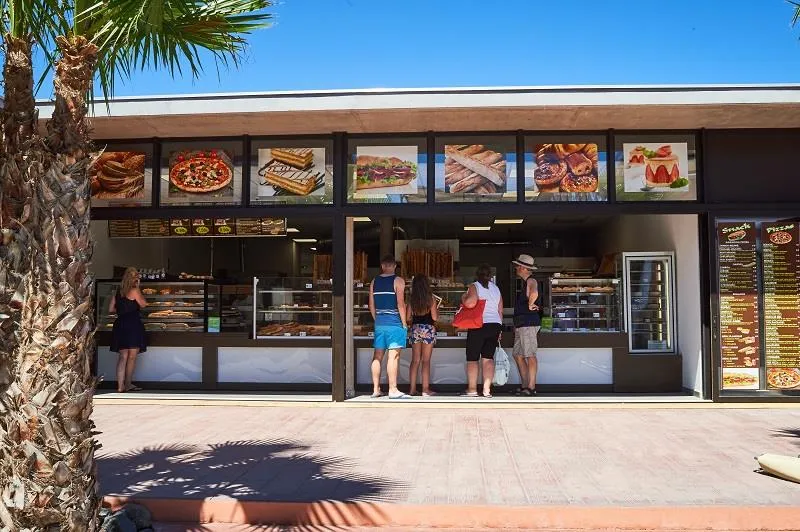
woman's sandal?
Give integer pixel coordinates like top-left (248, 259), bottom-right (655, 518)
top-left (128, 385), bottom-right (143, 392)
top-left (519, 388), bottom-right (532, 397)
top-left (512, 387), bottom-right (524, 396)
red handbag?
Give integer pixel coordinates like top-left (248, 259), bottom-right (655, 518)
top-left (452, 299), bottom-right (485, 330)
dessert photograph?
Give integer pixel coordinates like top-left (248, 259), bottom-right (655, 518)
top-left (623, 142), bottom-right (689, 192)
top-left (529, 143), bottom-right (602, 198)
top-left (444, 144), bottom-right (507, 194)
top-left (353, 145), bottom-right (419, 196)
top-left (256, 147), bottom-right (329, 198)
top-left (168, 149), bottom-right (234, 197)
top-left (90, 151), bottom-right (146, 200)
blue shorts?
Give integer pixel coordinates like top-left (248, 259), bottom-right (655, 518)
top-left (374, 325), bottom-right (407, 351)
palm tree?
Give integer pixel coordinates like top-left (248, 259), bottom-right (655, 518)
top-left (2, 1), bottom-right (272, 529)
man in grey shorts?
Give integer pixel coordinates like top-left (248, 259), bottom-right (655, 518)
top-left (511, 255), bottom-right (541, 396)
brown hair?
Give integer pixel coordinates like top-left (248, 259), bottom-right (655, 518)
top-left (476, 263), bottom-right (493, 289)
top-left (120, 267), bottom-right (139, 297)
top-left (409, 274), bottom-right (433, 316)
top-left (380, 254), bottom-right (396, 266)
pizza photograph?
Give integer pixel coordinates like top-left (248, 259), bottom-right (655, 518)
top-left (767, 368), bottom-right (800, 390)
top-left (769, 231), bottom-right (793, 245)
top-left (168, 149), bottom-right (234, 197)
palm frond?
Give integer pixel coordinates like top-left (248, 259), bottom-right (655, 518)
top-left (790, 0), bottom-right (800, 26)
top-left (77, 0), bottom-right (273, 103)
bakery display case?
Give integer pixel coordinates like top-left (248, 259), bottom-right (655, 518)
top-left (252, 277), bottom-right (332, 338)
top-left (622, 252), bottom-right (677, 353)
top-left (352, 278), bottom-right (467, 338)
top-left (549, 277), bottom-right (622, 332)
top-left (207, 283), bottom-right (253, 333)
top-left (96, 280), bottom-right (207, 333)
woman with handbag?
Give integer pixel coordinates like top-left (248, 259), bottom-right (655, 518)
top-left (460, 263), bottom-right (503, 398)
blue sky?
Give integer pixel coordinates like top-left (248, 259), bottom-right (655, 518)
top-left (35, 0), bottom-right (800, 97)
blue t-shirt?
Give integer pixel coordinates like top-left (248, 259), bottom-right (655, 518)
top-left (373, 274), bottom-right (402, 327)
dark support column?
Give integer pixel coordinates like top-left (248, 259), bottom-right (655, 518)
top-left (332, 215), bottom-right (347, 402)
top-left (379, 217), bottom-right (393, 258)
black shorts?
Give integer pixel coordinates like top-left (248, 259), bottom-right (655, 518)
top-left (465, 323), bottom-right (502, 362)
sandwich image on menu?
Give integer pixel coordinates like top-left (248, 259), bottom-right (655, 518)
top-left (256, 148), bottom-right (329, 198)
top-left (623, 143), bottom-right (689, 192)
top-left (354, 146), bottom-right (418, 196)
top-left (444, 145), bottom-right (506, 194)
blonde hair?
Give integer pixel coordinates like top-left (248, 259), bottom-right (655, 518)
top-left (120, 267), bottom-right (139, 297)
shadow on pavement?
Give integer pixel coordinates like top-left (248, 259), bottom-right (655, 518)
top-left (99, 439), bottom-right (407, 527)
top-left (772, 428), bottom-right (800, 443)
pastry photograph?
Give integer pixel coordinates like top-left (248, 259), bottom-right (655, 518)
top-left (256, 147), bottom-right (329, 198)
top-left (444, 144), bottom-right (507, 194)
top-left (530, 143), bottom-right (601, 197)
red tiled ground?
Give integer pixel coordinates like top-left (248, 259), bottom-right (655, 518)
top-left (93, 404), bottom-right (800, 507)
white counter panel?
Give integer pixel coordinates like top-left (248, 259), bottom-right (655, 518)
top-left (218, 347), bottom-right (332, 383)
top-left (97, 346), bottom-right (203, 382)
top-left (356, 347), bottom-right (612, 385)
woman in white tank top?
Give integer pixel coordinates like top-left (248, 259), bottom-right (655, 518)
top-left (460, 264), bottom-right (504, 397)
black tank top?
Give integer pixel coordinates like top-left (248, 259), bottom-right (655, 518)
top-left (411, 311), bottom-right (434, 325)
top-left (514, 277), bottom-right (541, 327)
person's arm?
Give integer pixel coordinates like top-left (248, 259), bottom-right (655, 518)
top-left (368, 280), bottom-right (376, 321)
top-left (461, 284), bottom-right (478, 308)
top-left (498, 293), bottom-right (504, 321)
top-left (405, 303), bottom-right (413, 323)
top-left (430, 298), bottom-right (439, 322)
top-left (527, 278), bottom-right (540, 311)
top-left (395, 277), bottom-right (407, 328)
top-left (131, 287), bottom-right (148, 309)
top-left (108, 292), bottom-right (117, 314)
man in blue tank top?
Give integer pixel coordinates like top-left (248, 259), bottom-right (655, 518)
top-left (369, 254), bottom-right (410, 399)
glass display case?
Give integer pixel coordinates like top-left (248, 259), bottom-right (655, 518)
top-left (207, 284), bottom-right (253, 333)
top-left (96, 280), bottom-right (207, 333)
top-left (622, 252), bottom-right (677, 353)
top-left (548, 277), bottom-right (622, 332)
top-left (352, 279), bottom-right (468, 338)
top-left (252, 277), bottom-right (332, 338)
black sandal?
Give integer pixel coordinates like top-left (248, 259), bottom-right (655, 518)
top-left (519, 388), bottom-right (532, 397)
top-left (512, 387), bottom-right (524, 396)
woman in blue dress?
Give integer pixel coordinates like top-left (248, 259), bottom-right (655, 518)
top-left (109, 267), bottom-right (148, 392)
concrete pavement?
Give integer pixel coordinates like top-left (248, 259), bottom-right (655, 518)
top-left (93, 402), bottom-right (800, 529)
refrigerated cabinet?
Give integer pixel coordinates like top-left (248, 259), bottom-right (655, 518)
top-left (622, 252), bottom-right (677, 354)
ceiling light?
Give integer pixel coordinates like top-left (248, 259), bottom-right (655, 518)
top-left (463, 226), bottom-right (491, 231)
top-left (352, 217), bottom-right (371, 222)
top-left (310, 247), bottom-right (317, 251)
top-left (286, 227), bottom-right (300, 233)
top-left (293, 238), bottom-right (317, 243)
top-left (494, 218), bottom-right (523, 224)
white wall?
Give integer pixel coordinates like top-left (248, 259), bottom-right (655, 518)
top-left (600, 215), bottom-right (704, 396)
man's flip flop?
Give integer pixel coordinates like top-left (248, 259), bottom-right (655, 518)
top-left (460, 392), bottom-right (479, 397)
top-left (388, 392), bottom-right (412, 399)
top-left (370, 392), bottom-right (384, 398)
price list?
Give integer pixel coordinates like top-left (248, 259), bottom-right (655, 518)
top-left (717, 223), bottom-right (761, 390)
top-left (761, 222), bottom-right (800, 380)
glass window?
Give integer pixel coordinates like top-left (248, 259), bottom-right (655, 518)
top-left (434, 136), bottom-right (516, 203)
top-left (91, 142), bottom-right (154, 207)
top-left (160, 140), bottom-right (244, 206)
top-left (347, 137), bottom-right (427, 204)
top-left (615, 134), bottom-right (697, 202)
top-left (250, 138), bottom-right (333, 205)
top-left (524, 136), bottom-right (608, 202)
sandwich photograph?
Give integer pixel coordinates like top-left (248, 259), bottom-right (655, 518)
top-left (353, 145), bottom-right (419, 196)
top-left (256, 147), bottom-right (330, 199)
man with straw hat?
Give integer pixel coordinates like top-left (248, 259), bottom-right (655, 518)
top-left (511, 254), bottom-right (541, 396)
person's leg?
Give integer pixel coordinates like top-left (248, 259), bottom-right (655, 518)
top-left (524, 327), bottom-right (539, 392)
top-left (371, 349), bottom-right (385, 396)
top-left (409, 342), bottom-right (422, 395)
top-left (481, 357), bottom-right (495, 397)
top-left (512, 329), bottom-right (528, 393)
top-left (386, 347), bottom-right (401, 396)
top-left (124, 348), bottom-right (140, 390)
top-left (465, 331), bottom-right (480, 395)
top-left (526, 356), bottom-right (538, 391)
top-left (421, 343), bottom-right (434, 395)
top-left (116, 350), bottom-right (129, 392)
top-left (465, 361), bottom-right (479, 394)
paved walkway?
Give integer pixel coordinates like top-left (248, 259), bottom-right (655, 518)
top-left (93, 402), bottom-right (800, 529)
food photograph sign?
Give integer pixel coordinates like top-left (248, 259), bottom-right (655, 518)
top-left (90, 150), bottom-right (150, 206)
top-left (526, 142), bottom-right (607, 201)
top-left (619, 142), bottom-right (696, 201)
top-left (162, 147), bottom-right (240, 205)
top-left (353, 146), bottom-right (418, 198)
top-left (444, 144), bottom-right (507, 195)
top-left (254, 147), bottom-right (332, 204)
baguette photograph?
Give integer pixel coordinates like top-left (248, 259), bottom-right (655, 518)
top-left (444, 144), bottom-right (506, 194)
top-left (353, 146), bottom-right (419, 196)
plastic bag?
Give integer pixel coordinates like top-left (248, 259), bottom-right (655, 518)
top-left (493, 346), bottom-right (510, 386)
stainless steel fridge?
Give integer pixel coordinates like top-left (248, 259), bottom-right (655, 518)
top-left (622, 252), bottom-right (677, 354)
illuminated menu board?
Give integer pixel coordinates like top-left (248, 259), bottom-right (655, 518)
top-left (762, 222), bottom-right (800, 391)
top-left (107, 218), bottom-right (286, 238)
top-left (718, 222), bottom-right (760, 390)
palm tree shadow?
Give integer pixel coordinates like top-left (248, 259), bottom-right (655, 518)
top-left (98, 438), bottom-right (407, 527)
top-left (772, 428), bottom-right (800, 444)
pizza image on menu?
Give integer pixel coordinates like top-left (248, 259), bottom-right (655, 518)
top-left (767, 368), bottom-right (800, 389)
top-left (169, 149), bottom-right (233, 195)
top-left (769, 231), bottom-right (793, 245)
top-left (354, 146), bottom-right (418, 195)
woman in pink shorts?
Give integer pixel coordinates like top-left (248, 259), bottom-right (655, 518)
top-left (406, 274), bottom-right (439, 396)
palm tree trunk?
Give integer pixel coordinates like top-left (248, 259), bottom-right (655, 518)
top-left (0, 34), bottom-right (38, 392)
top-left (2, 34), bottom-right (100, 531)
